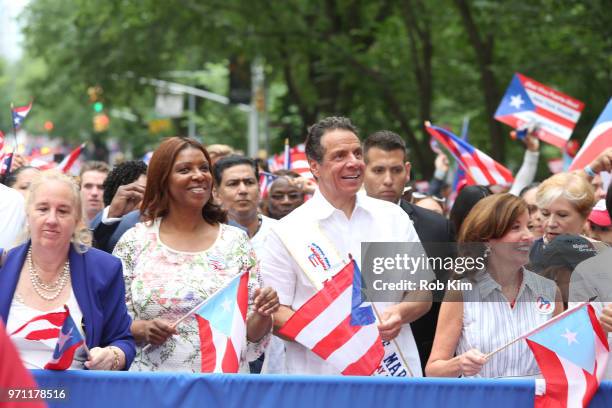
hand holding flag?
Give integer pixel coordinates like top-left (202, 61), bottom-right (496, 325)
top-left (44, 305), bottom-right (88, 370)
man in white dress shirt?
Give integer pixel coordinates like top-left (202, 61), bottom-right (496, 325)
top-left (0, 183), bottom-right (26, 250)
top-left (261, 116), bottom-right (433, 375)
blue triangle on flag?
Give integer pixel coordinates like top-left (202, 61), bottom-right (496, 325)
top-left (196, 277), bottom-right (240, 337)
top-left (495, 74), bottom-right (536, 117)
top-left (528, 306), bottom-right (596, 374)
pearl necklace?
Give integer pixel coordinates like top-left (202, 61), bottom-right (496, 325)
top-left (27, 247), bottom-right (70, 301)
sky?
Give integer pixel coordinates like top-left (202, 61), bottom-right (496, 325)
top-left (0, 0), bottom-right (29, 62)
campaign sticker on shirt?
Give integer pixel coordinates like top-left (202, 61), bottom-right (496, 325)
top-left (535, 295), bottom-right (554, 315)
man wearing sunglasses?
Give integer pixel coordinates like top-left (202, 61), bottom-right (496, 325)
top-left (363, 130), bottom-right (455, 371)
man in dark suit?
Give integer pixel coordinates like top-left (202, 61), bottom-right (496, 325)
top-left (90, 161), bottom-right (148, 253)
top-left (363, 130), bottom-right (455, 372)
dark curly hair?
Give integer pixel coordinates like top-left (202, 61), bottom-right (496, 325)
top-left (102, 160), bottom-right (148, 206)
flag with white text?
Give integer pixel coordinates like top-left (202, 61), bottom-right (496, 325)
top-left (495, 73), bottom-right (584, 148)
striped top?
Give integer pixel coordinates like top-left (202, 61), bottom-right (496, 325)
top-left (457, 269), bottom-right (557, 378)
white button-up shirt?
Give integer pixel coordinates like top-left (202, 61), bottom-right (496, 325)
top-left (261, 189), bottom-right (429, 375)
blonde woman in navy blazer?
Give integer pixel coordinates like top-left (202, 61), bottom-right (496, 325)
top-left (0, 170), bottom-right (135, 370)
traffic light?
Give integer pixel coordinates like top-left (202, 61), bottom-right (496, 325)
top-left (93, 114), bottom-right (110, 132)
top-left (93, 102), bottom-right (104, 113)
top-left (43, 121), bottom-right (54, 131)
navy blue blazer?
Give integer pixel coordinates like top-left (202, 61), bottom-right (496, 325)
top-left (0, 242), bottom-right (136, 369)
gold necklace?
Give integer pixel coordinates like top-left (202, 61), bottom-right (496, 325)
top-left (27, 247), bottom-right (70, 301)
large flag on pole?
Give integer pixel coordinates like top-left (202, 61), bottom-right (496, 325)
top-left (194, 271), bottom-right (249, 373)
top-left (425, 122), bottom-right (514, 186)
top-left (12, 101), bottom-right (33, 129)
top-left (568, 98), bottom-right (612, 171)
top-left (278, 260), bottom-right (384, 376)
top-left (494, 73), bottom-right (584, 148)
top-left (526, 303), bottom-right (609, 408)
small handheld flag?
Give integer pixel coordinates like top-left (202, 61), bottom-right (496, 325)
top-left (278, 260), bottom-right (384, 376)
top-left (526, 303), bottom-right (609, 408)
top-left (44, 305), bottom-right (86, 370)
top-left (193, 271), bottom-right (249, 373)
top-left (12, 101), bottom-right (33, 129)
top-left (57, 143), bottom-right (86, 174)
top-left (494, 73), bottom-right (583, 148)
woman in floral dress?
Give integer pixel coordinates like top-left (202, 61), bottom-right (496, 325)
top-left (113, 137), bottom-right (279, 372)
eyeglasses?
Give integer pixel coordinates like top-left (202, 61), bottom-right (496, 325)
top-left (411, 192), bottom-right (446, 203)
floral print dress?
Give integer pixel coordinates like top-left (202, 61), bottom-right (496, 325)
top-left (113, 219), bottom-right (268, 372)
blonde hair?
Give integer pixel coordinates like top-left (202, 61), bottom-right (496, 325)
top-left (23, 169), bottom-right (92, 253)
top-left (536, 172), bottom-right (595, 219)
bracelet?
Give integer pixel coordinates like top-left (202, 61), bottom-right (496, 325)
top-left (584, 165), bottom-right (597, 178)
top-left (110, 346), bottom-right (120, 371)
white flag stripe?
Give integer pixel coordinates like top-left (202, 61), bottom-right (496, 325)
top-left (514, 112), bottom-right (573, 139)
top-left (595, 334), bottom-right (609, 380)
top-left (525, 89), bottom-right (582, 122)
top-left (230, 306), bottom-right (246, 359)
top-left (558, 354), bottom-right (587, 408)
top-left (294, 288), bottom-right (352, 348)
top-left (211, 327), bottom-right (228, 372)
top-left (326, 324), bottom-right (380, 372)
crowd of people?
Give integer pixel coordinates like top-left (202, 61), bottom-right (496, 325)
top-left (1, 115), bottom-right (612, 380)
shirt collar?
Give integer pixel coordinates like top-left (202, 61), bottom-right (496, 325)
top-left (310, 188), bottom-right (369, 221)
top-left (475, 267), bottom-right (537, 299)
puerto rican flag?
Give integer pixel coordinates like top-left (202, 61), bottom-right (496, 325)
top-left (259, 171), bottom-right (278, 199)
top-left (268, 143), bottom-right (314, 180)
top-left (526, 303), bottom-right (609, 408)
top-left (425, 122), bottom-right (514, 186)
top-left (57, 143), bottom-right (86, 174)
top-left (278, 260), bottom-right (385, 376)
top-left (12, 101), bottom-right (33, 129)
top-left (194, 271), bottom-right (249, 373)
top-left (10, 306), bottom-right (84, 370)
top-left (45, 306), bottom-right (85, 370)
top-left (569, 98), bottom-right (612, 171)
top-left (494, 73), bottom-right (584, 148)
top-left (0, 152), bottom-right (12, 176)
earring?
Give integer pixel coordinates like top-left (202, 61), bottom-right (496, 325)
top-left (483, 245), bottom-right (491, 259)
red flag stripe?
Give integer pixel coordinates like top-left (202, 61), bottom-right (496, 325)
top-left (10, 311), bottom-right (67, 336)
top-left (467, 153), bottom-right (497, 185)
top-left (583, 363), bottom-right (599, 408)
top-left (341, 339), bottom-right (385, 376)
top-left (278, 267), bottom-right (354, 339)
top-left (533, 106), bottom-right (578, 130)
top-left (569, 132), bottom-right (612, 170)
top-left (25, 328), bottom-right (60, 341)
top-left (221, 337), bottom-right (239, 373)
top-left (44, 341), bottom-right (82, 370)
top-left (527, 339), bottom-right (569, 408)
top-left (237, 272), bottom-right (249, 321)
top-left (311, 315), bottom-right (362, 359)
top-left (196, 315), bottom-right (217, 373)
top-left (588, 306), bottom-right (609, 351)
